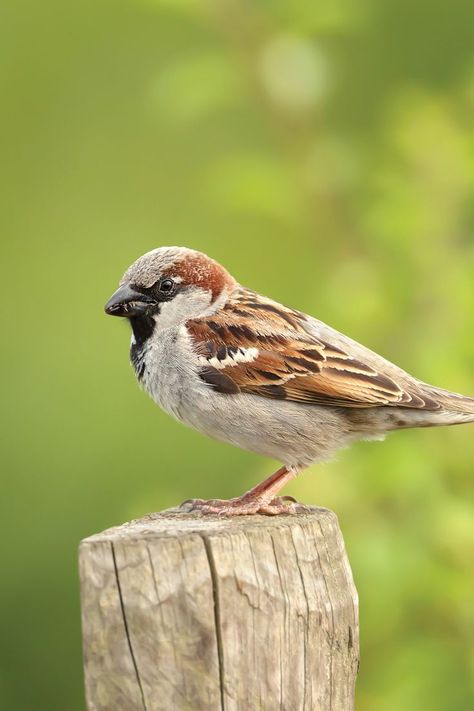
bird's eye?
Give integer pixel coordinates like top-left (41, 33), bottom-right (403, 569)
top-left (159, 278), bottom-right (175, 294)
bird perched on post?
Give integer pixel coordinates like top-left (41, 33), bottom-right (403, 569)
top-left (105, 247), bottom-right (474, 515)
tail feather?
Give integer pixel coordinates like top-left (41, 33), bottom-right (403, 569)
top-left (427, 385), bottom-right (474, 412)
top-left (421, 383), bottom-right (474, 425)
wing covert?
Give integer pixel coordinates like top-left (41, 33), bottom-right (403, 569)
top-left (187, 289), bottom-right (441, 411)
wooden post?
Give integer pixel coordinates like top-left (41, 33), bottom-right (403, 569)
top-left (79, 508), bottom-right (359, 711)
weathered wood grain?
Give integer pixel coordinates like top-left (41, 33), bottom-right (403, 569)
top-left (80, 508), bottom-right (359, 711)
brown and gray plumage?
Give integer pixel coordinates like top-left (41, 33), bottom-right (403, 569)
top-left (105, 247), bottom-right (474, 515)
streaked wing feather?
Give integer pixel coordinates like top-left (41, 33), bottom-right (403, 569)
top-left (188, 289), bottom-right (441, 410)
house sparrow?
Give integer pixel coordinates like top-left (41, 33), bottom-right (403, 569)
top-left (105, 247), bottom-right (474, 515)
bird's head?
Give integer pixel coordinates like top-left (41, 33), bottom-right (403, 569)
top-left (105, 247), bottom-right (237, 332)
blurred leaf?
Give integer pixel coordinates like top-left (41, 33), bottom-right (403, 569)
top-left (259, 34), bottom-right (331, 111)
top-left (148, 49), bottom-right (246, 124)
top-left (204, 152), bottom-right (301, 221)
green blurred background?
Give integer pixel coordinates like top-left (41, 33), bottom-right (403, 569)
top-left (1, 0), bottom-right (474, 709)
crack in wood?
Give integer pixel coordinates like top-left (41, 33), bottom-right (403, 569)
top-left (270, 534), bottom-right (286, 711)
top-left (111, 542), bottom-right (148, 711)
top-left (201, 534), bottom-right (225, 711)
top-left (290, 527), bottom-right (309, 711)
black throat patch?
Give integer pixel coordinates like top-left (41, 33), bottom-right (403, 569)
top-left (130, 314), bottom-right (156, 379)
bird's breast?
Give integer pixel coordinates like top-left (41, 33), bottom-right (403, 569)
top-left (132, 327), bottom-right (204, 424)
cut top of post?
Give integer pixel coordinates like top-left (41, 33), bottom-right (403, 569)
top-left (82, 506), bottom-right (341, 543)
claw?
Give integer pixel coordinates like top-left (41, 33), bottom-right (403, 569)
top-left (179, 498), bottom-right (206, 511)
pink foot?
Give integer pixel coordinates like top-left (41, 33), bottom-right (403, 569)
top-left (181, 495), bottom-right (313, 517)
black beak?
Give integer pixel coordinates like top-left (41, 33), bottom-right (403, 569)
top-left (104, 284), bottom-right (156, 318)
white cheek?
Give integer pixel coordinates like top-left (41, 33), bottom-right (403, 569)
top-left (153, 288), bottom-right (213, 331)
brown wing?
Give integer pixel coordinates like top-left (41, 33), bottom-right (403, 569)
top-left (187, 289), bottom-right (442, 410)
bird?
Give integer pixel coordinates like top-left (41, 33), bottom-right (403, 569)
top-left (105, 247), bottom-right (474, 515)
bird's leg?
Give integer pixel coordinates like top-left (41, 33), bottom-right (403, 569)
top-left (182, 465), bottom-right (313, 516)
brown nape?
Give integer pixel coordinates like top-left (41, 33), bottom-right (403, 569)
top-left (164, 253), bottom-right (236, 302)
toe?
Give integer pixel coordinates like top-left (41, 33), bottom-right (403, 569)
top-left (257, 504), bottom-right (288, 516)
top-left (258, 497), bottom-right (314, 515)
